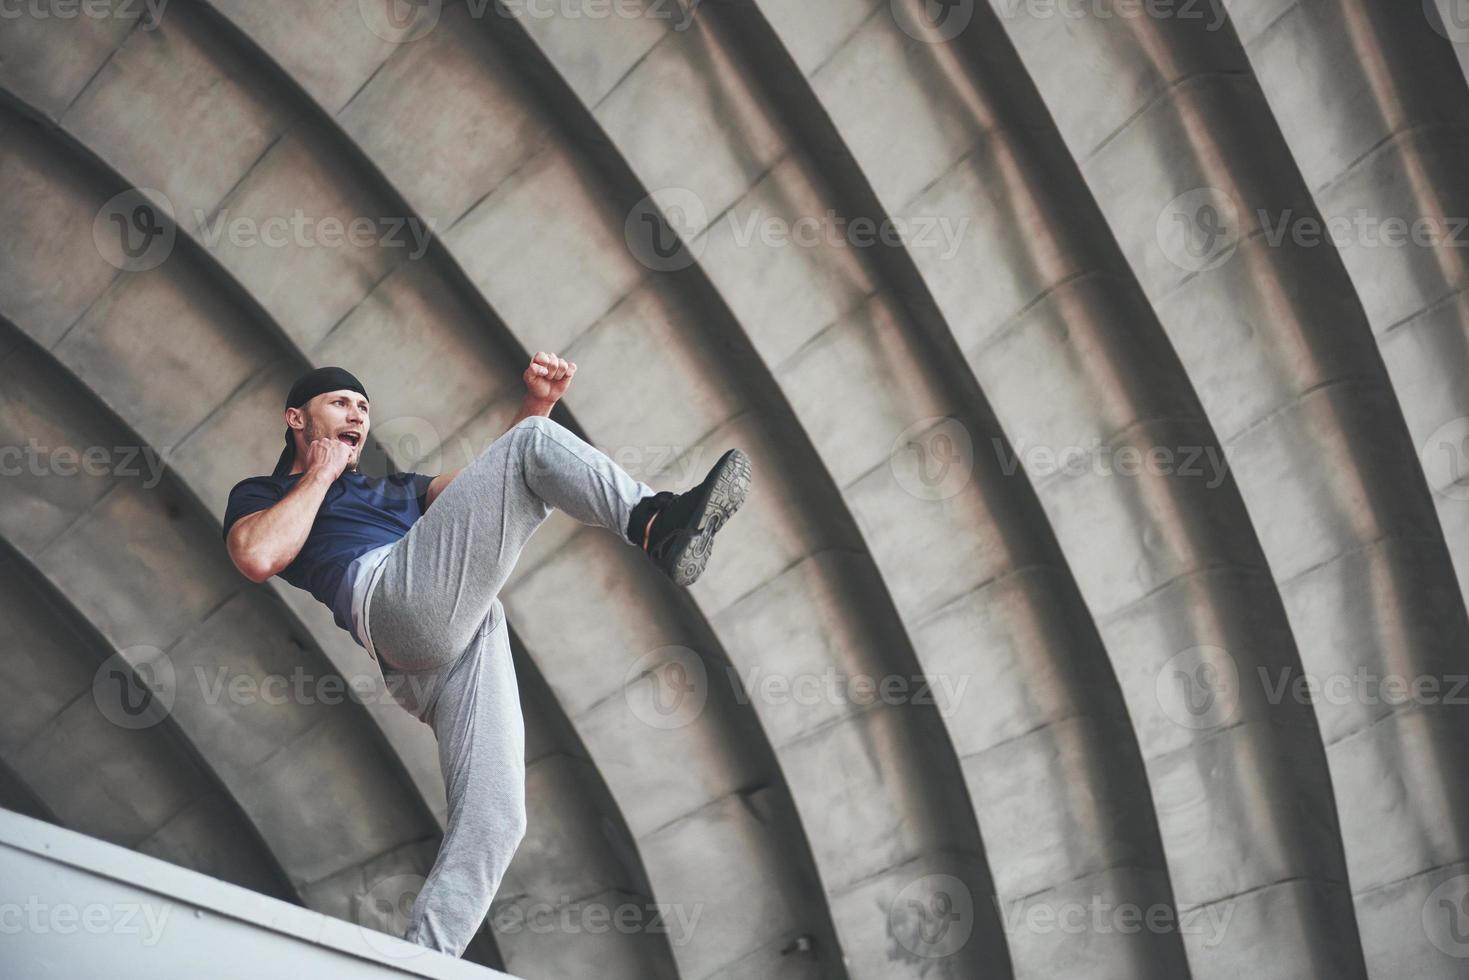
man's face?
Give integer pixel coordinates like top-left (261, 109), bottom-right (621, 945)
top-left (288, 388), bottom-right (369, 472)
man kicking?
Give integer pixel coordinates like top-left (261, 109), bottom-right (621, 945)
top-left (221, 356), bottom-right (751, 958)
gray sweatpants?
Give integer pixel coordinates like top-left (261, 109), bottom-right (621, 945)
top-left (360, 415), bottom-right (655, 958)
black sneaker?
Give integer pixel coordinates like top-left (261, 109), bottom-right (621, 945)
top-left (632, 448), bottom-right (751, 586)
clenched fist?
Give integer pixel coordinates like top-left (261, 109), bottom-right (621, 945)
top-left (304, 436), bottom-right (352, 482)
top-left (524, 351), bottom-right (577, 405)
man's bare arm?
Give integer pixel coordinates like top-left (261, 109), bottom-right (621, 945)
top-left (226, 439), bottom-right (349, 583)
top-left (422, 393), bottom-right (556, 511)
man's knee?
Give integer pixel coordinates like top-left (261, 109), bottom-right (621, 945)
top-left (513, 415), bottom-right (563, 477)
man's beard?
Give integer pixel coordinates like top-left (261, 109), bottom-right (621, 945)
top-left (306, 419), bottom-right (358, 472)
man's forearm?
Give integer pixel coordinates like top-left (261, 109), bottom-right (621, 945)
top-left (230, 468), bottom-right (333, 581)
top-left (506, 395), bottom-right (555, 430)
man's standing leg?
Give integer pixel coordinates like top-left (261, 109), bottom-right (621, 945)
top-left (364, 414), bottom-right (655, 954)
top-left (401, 602), bottom-right (525, 957)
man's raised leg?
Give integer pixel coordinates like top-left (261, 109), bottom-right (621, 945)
top-left (366, 414), bottom-right (654, 674)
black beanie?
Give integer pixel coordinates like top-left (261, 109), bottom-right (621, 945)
top-left (271, 366), bottom-right (369, 478)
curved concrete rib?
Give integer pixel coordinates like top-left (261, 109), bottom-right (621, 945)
top-left (1223, 2), bottom-right (1469, 973)
top-left (503, 629), bottom-right (682, 979)
top-left (987, 0), bottom-right (1469, 973)
top-left (0, 112), bottom-right (456, 929)
top-left (7, 4), bottom-right (846, 976)
top-left (0, 532), bottom-right (292, 902)
top-left (0, 754), bottom-right (58, 827)
top-left (742, 0), bottom-right (1366, 976)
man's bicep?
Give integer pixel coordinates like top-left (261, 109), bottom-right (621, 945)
top-left (224, 511), bottom-right (267, 579)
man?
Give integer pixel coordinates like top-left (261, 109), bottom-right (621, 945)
top-left (221, 356), bottom-right (751, 957)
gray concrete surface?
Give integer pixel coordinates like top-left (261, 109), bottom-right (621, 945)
top-left (2, 1), bottom-right (1467, 977)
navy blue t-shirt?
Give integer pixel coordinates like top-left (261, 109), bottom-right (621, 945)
top-left (222, 469), bottom-right (435, 637)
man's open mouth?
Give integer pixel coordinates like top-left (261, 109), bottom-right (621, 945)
top-left (338, 431), bottom-right (362, 448)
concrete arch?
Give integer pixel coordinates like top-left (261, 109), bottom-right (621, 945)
top-left (0, 231), bottom-right (666, 971)
top-left (988, 0), bottom-right (1469, 975)
top-left (0, 286), bottom-right (440, 907)
top-left (0, 5), bottom-right (841, 976)
top-left (740, 0), bottom-right (1376, 975)
top-left (0, 534), bottom-right (292, 902)
top-left (0, 64), bottom-right (681, 980)
top-left (1222, 1), bottom-right (1469, 971)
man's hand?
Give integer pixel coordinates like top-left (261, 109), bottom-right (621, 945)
top-left (303, 436), bottom-right (352, 482)
top-left (523, 351), bottom-right (576, 405)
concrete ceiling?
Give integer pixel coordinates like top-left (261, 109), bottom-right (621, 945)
top-left (3, 0), bottom-right (1469, 977)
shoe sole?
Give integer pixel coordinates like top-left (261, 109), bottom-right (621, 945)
top-left (667, 448), bottom-right (751, 587)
